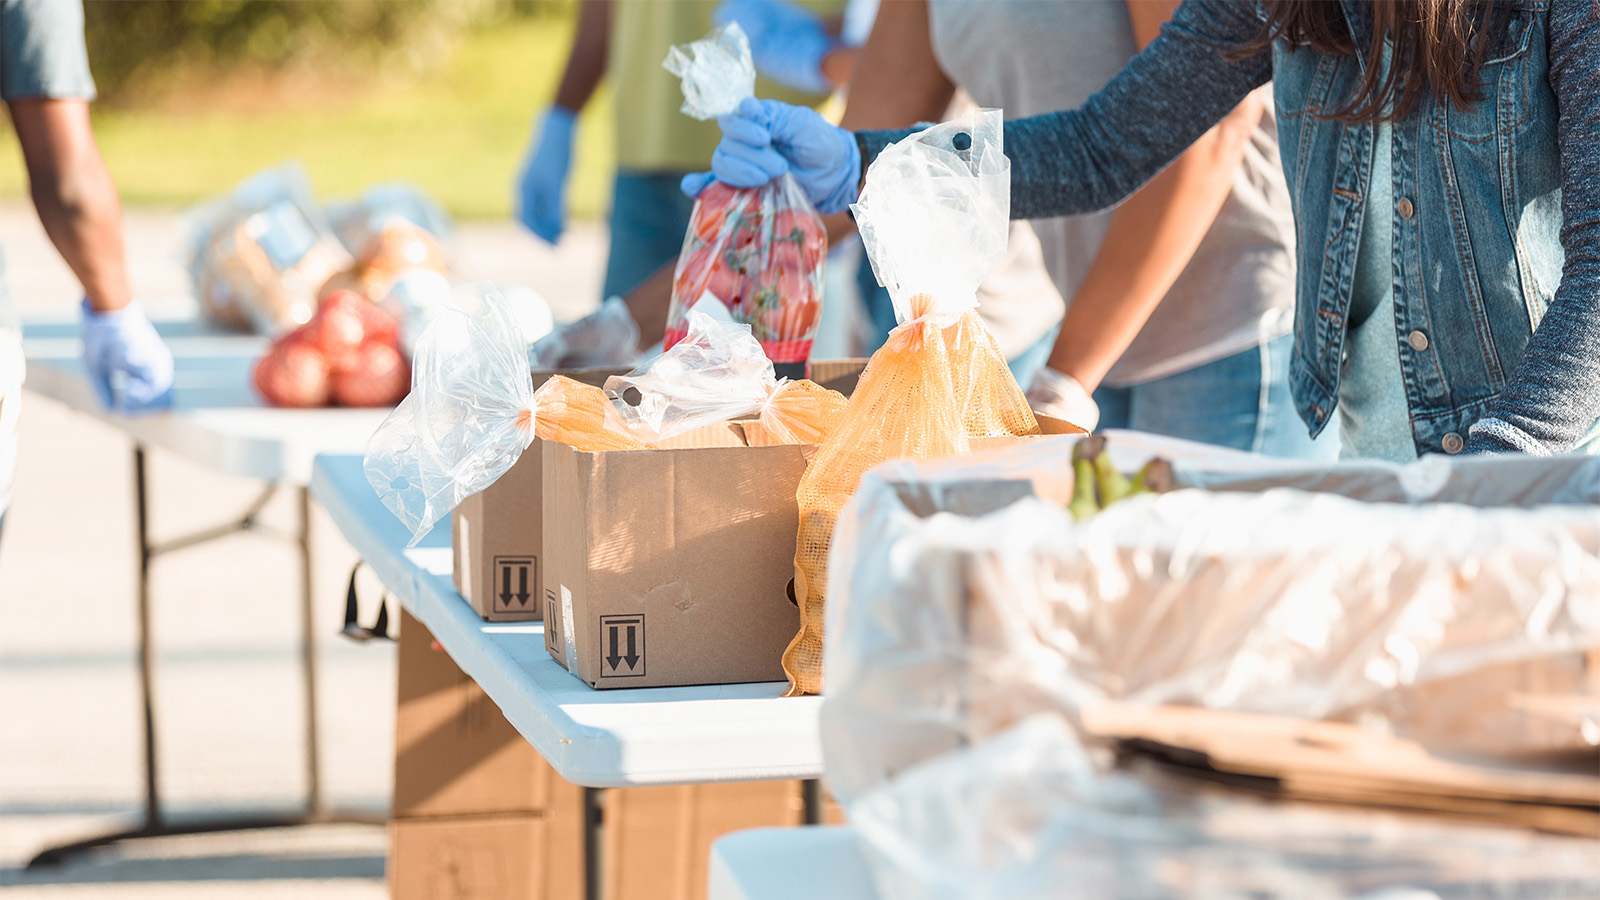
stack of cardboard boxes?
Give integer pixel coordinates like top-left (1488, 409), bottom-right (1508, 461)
top-left (404, 365), bottom-right (876, 898)
top-left (392, 608), bottom-right (842, 900)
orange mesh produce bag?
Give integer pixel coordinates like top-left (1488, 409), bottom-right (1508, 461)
top-left (785, 109), bottom-right (1038, 696)
top-left (530, 375), bottom-right (651, 452)
top-left (760, 379), bottom-right (849, 445)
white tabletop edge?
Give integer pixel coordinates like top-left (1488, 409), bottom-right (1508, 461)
top-left (23, 319), bottom-right (390, 485)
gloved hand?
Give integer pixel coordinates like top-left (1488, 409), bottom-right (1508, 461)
top-left (80, 299), bottom-right (175, 413)
top-left (680, 97), bottom-right (861, 215)
top-left (713, 0), bottom-right (840, 95)
top-left (515, 106), bottom-right (578, 245)
top-left (529, 296), bottom-right (642, 369)
top-left (1027, 366), bottom-right (1100, 432)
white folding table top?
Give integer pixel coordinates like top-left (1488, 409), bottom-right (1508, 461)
top-left (310, 453), bottom-right (825, 789)
top-left (709, 827), bottom-right (876, 900)
top-left (21, 317), bottom-right (391, 485)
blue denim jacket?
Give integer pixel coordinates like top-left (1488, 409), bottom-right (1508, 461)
top-left (860, 0), bottom-right (1600, 456)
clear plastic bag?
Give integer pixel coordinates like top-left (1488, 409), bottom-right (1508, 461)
top-left (531, 375), bottom-right (650, 452)
top-left (184, 163), bottom-right (352, 335)
top-left (661, 24), bottom-right (827, 376)
top-left (784, 108), bottom-right (1039, 696)
top-left (605, 309), bottom-right (846, 445)
top-left (324, 182), bottom-right (455, 258)
top-left (364, 283), bottom-right (536, 546)
top-left (820, 438), bottom-right (1600, 803)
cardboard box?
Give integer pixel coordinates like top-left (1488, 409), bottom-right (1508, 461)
top-left (544, 413), bottom-right (1082, 689)
top-left (452, 362), bottom-right (867, 622)
top-left (391, 814), bottom-right (582, 900)
top-left (1083, 701), bottom-right (1600, 836)
top-left (543, 422), bottom-right (808, 688)
top-left (453, 367), bottom-right (631, 621)
top-left (391, 609), bottom-right (826, 900)
top-left (394, 608), bottom-right (571, 818)
top-left (605, 782), bottom-right (801, 900)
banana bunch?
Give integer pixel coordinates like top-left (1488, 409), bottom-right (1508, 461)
top-left (1067, 435), bottom-right (1174, 521)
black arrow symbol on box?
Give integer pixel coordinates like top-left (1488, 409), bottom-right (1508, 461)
top-left (516, 566), bottom-right (529, 606)
top-left (500, 566), bottom-right (513, 607)
top-left (623, 626), bottom-right (639, 670)
top-left (607, 625), bottom-right (623, 671)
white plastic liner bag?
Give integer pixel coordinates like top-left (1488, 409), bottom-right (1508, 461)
top-left (820, 437), bottom-right (1600, 804)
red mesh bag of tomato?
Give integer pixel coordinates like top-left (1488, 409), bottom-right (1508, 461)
top-left (662, 23), bottom-right (827, 380)
top-left (252, 290), bottom-right (409, 408)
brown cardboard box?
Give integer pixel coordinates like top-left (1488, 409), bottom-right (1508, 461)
top-left (392, 609), bottom-right (824, 900)
top-left (453, 367), bottom-right (631, 621)
top-left (452, 362), bottom-right (866, 622)
top-left (605, 782), bottom-right (802, 900)
top-left (543, 413), bottom-right (1081, 689)
top-left (543, 423), bottom-right (808, 688)
top-left (390, 815), bottom-right (582, 900)
top-left (394, 608), bottom-right (569, 818)
top-left (538, 359), bottom-right (869, 688)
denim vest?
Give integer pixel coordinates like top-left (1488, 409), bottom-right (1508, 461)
top-left (1272, 0), bottom-right (1561, 456)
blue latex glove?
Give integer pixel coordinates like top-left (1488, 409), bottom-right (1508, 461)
top-left (680, 98), bottom-right (861, 215)
top-left (713, 0), bottom-right (840, 95)
top-left (80, 299), bottom-right (174, 413)
top-left (515, 106), bottom-right (578, 244)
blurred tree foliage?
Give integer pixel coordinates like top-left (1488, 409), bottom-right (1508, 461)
top-left (83, 0), bottom-right (574, 105)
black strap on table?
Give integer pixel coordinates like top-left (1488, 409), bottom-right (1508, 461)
top-left (340, 561), bottom-right (393, 642)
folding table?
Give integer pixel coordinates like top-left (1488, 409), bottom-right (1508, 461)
top-left (310, 452), bottom-right (827, 900)
top-left (20, 318), bottom-right (391, 867)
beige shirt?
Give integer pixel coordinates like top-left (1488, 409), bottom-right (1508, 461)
top-left (929, 0), bottom-right (1297, 386)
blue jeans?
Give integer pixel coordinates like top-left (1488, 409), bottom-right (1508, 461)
top-left (602, 170), bottom-right (698, 300)
top-left (1094, 335), bottom-right (1338, 460)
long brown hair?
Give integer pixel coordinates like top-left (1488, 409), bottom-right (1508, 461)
top-left (1233, 0), bottom-right (1514, 124)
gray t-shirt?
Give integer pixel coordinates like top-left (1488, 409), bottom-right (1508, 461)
top-left (928, 0), bottom-right (1297, 387)
top-left (0, 0), bottom-right (96, 102)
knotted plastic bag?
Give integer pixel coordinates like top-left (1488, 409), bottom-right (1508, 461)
top-left (606, 309), bottom-right (847, 445)
top-left (662, 24), bottom-right (827, 378)
top-left (531, 376), bottom-right (650, 452)
top-left (784, 108), bottom-right (1039, 696)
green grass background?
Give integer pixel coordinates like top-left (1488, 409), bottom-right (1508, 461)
top-left (0, 16), bottom-right (615, 221)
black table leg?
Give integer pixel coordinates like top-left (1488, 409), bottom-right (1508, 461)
top-left (26, 445), bottom-right (382, 869)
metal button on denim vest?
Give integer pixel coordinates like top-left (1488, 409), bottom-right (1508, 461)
top-left (1271, 0), bottom-right (1561, 456)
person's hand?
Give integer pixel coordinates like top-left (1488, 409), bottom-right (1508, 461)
top-left (80, 299), bottom-right (174, 413)
top-left (713, 0), bottom-right (839, 95)
top-left (1027, 366), bottom-right (1100, 432)
top-left (680, 98), bottom-right (860, 215)
top-left (529, 296), bottom-right (642, 370)
top-left (515, 106), bottom-right (578, 244)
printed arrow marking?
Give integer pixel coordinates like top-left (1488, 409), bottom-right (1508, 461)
top-left (607, 624), bottom-right (623, 671)
top-left (500, 565), bottom-right (513, 606)
top-left (623, 626), bottom-right (639, 670)
top-left (516, 566), bottom-right (529, 606)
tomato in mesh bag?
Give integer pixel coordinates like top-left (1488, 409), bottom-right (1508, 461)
top-left (662, 23), bottom-right (827, 379)
top-left (785, 110), bottom-right (1040, 697)
top-left (666, 178), bottom-right (825, 377)
top-left (252, 331), bottom-right (332, 408)
top-left (331, 339), bottom-right (410, 408)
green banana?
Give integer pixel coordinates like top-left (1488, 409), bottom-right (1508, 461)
top-left (1068, 456), bottom-right (1100, 521)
